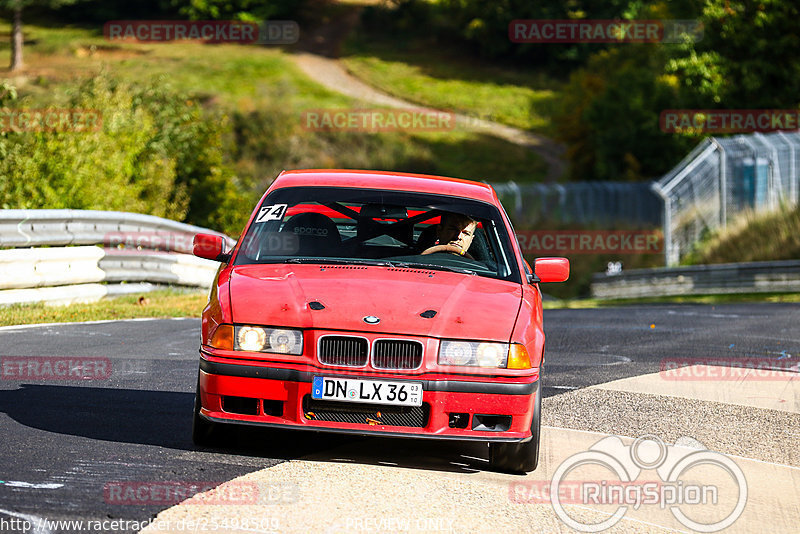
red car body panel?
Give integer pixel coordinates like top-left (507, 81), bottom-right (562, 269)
top-left (228, 264), bottom-right (522, 341)
top-left (198, 367), bottom-right (535, 440)
top-left (269, 169), bottom-right (499, 203)
top-left (195, 169), bottom-right (562, 444)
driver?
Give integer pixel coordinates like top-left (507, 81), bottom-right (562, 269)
top-left (420, 212), bottom-right (478, 259)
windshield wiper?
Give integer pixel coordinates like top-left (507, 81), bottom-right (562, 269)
top-left (285, 258), bottom-right (393, 267)
top-left (280, 257), bottom-right (475, 274)
top-left (389, 261), bottom-right (477, 275)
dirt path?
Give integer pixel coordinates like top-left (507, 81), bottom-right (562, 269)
top-left (287, 8), bottom-right (566, 181)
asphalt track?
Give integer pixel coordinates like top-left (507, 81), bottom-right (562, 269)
top-left (0, 304), bottom-right (798, 533)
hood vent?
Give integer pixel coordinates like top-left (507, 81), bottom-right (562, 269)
top-left (387, 268), bottom-right (436, 276)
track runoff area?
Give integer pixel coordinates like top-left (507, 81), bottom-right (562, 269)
top-left (0, 305), bottom-right (797, 533)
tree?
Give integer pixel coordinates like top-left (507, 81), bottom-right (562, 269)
top-left (555, 46), bottom-right (695, 181)
top-left (168, 0), bottom-right (302, 21)
top-left (667, 0), bottom-right (800, 108)
top-left (0, 0), bottom-right (80, 71)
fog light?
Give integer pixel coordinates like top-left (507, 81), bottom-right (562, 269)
top-left (448, 413), bottom-right (469, 429)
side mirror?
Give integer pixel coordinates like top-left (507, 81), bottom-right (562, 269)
top-left (193, 233), bottom-right (229, 262)
top-left (523, 259), bottom-right (538, 284)
top-left (534, 257), bottom-right (570, 283)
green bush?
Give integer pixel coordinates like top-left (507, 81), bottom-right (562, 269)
top-left (1, 76), bottom-right (186, 217)
top-left (554, 47), bottom-right (695, 181)
top-left (0, 74), bottom-right (254, 237)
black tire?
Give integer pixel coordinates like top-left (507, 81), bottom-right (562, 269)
top-left (192, 377), bottom-right (222, 447)
top-left (489, 380), bottom-right (542, 474)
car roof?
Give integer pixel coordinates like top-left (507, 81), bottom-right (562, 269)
top-left (270, 169), bottom-right (499, 204)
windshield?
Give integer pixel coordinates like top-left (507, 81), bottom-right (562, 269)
top-left (233, 186), bottom-right (521, 283)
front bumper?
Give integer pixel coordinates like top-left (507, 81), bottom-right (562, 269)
top-left (198, 356), bottom-right (539, 443)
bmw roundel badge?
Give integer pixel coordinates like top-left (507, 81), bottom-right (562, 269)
top-left (363, 316), bottom-right (380, 325)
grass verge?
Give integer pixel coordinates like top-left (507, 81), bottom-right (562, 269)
top-left (342, 34), bottom-right (560, 134)
top-left (0, 289), bottom-right (207, 327)
top-left (2, 21), bottom-right (547, 185)
top-left (683, 205), bottom-right (800, 265)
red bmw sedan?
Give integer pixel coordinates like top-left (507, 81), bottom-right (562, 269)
top-left (192, 169), bottom-right (568, 473)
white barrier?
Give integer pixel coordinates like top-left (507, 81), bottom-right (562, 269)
top-left (0, 283), bottom-right (160, 307)
top-left (100, 251), bottom-right (221, 287)
top-left (0, 210), bottom-right (232, 306)
top-left (0, 247), bottom-right (105, 290)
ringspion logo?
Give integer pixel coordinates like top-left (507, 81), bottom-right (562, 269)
top-left (510, 480), bottom-right (662, 504)
top-left (542, 435), bottom-right (747, 532)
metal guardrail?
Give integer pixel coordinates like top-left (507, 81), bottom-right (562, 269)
top-left (0, 210), bottom-right (233, 306)
top-left (0, 209), bottom-right (235, 250)
top-left (591, 260), bottom-right (800, 299)
top-left (491, 181), bottom-right (662, 228)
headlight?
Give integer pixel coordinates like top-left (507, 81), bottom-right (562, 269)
top-left (439, 340), bottom-right (509, 368)
top-left (234, 326), bottom-right (303, 355)
top-left (237, 326), bottom-right (267, 351)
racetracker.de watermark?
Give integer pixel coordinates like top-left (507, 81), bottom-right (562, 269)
top-left (509, 480), bottom-right (662, 504)
top-left (1, 357), bottom-right (111, 380)
top-left (0, 516), bottom-right (280, 533)
top-left (660, 357), bottom-right (799, 380)
top-left (509, 19), bottom-right (702, 43)
top-left (103, 480), bottom-right (299, 505)
top-left (300, 108), bottom-right (456, 132)
top-left (661, 109), bottom-right (800, 133)
top-left (103, 231), bottom-right (197, 254)
top-left (516, 230), bottom-right (663, 255)
top-left (1, 357), bottom-right (153, 381)
top-left (0, 109), bottom-right (101, 132)
top-left (104, 20), bottom-right (298, 44)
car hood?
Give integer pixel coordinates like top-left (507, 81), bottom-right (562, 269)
top-left (229, 264), bottom-right (522, 341)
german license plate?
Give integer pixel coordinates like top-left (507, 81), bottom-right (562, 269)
top-left (312, 377), bottom-right (423, 407)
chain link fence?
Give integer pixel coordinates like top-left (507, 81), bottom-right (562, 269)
top-left (654, 131), bottom-right (800, 265)
top-left (491, 182), bottom-right (662, 230)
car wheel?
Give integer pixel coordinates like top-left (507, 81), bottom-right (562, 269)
top-left (489, 380), bottom-right (541, 474)
top-left (192, 377), bottom-right (222, 447)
